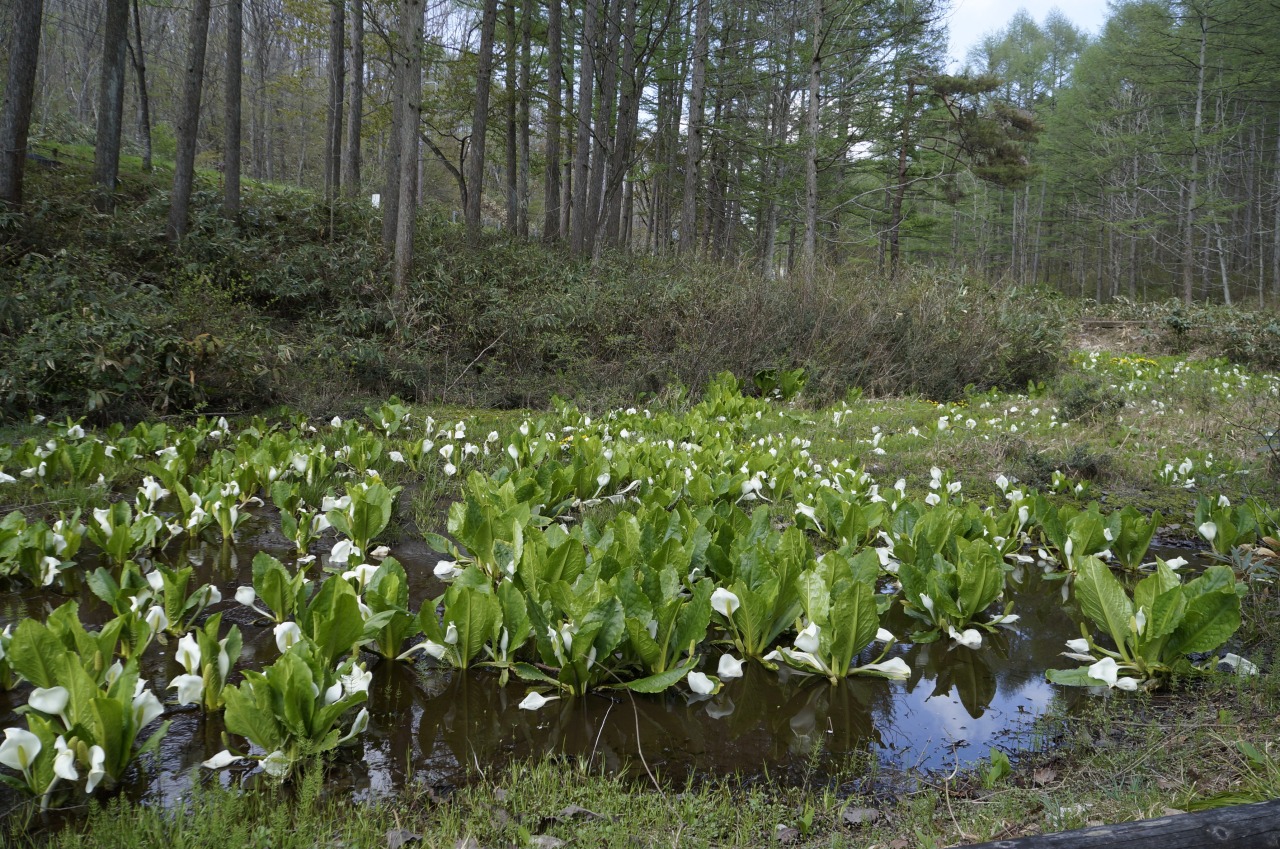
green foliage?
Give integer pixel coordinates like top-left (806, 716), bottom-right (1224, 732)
top-left (1048, 557), bottom-right (1243, 688)
top-left (3, 605), bottom-right (168, 802)
top-left (0, 510), bottom-right (84, 588)
top-left (1054, 371), bottom-right (1125, 422)
top-left (753, 367), bottom-right (808, 401)
top-left (980, 748), bottom-right (1013, 788)
top-left (221, 642), bottom-right (368, 781)
top-left (2, 165), bottom-right (1067, 419)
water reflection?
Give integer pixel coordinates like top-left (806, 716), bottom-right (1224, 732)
top-left (0, 534), bottom-right (1217, 802)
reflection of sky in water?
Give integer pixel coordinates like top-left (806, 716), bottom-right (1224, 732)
top-left (879, 666), bottom-right (1060, 771)
top-left (0, 531), bottom-right (1215, 804)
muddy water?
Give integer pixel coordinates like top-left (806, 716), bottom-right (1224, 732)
top-left (0, 529), bottom-right (1215, 804)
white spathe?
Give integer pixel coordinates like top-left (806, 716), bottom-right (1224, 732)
top-left (687, 671), bottom-right (718, 695)
top-left (711, 588), bottom-right (740, 618)
top-left (717, 654), bottom-right (745, 679)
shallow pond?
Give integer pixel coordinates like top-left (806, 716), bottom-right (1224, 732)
top-left (0, 521), bottom-right (1213, 805)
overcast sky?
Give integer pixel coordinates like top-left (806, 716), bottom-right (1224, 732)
top-left (945, 0), bottom-right (1113, 67)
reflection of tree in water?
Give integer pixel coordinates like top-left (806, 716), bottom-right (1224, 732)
top-left (320, 566), bottom-right (1098, 790)
top-left (395, 660), bottom-right (888, 784)
top-left (901, 639), bottom-right (997, 720)
top-left (931, 645), bottom-right (1000, 720)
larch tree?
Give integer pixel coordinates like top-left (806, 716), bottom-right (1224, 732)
top-left (224, 0), bottom-right (244, 219)
top-left (543, 0), bottom-right (564, 242)
top-left (167, 0), bottom-right (213, 242)
top-left (325, 0), bottom-right (346, 204)
top-left (0, 0), bottom-right (45, 208)
top-left (94, 0), bottom-right (130, 210)
top-left (343, 0), bottom-right (365, 197)
top-left (466, 0), bottom-right (501, 239)
top-left (393, 0), bottom-right (425, 305)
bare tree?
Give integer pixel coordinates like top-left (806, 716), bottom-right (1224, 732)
top-left (94, 0), bottom-right (130, 210)
top-left (0, 0), bottom-right (45, 208)
top-left (569, 0), bottom-right (598, 253)
top-left (802, 0), bottom-right (823, 272)
top-left (127, 0), bottom-right (152, 173)
top-left (679, 0), bottom-right (710, 254)
top-left (543, 0), bottom-right (564, 242)
top-left (342, 0), bottom-right (365, 196)
top-left (167, 0), bottom-right (213, 242)
top-left (325, 0), bottom-right (346, 203)
top-left (393, 0), bottom-right (425, 304)
top-left (224, 0), bottom-right (243, 218)
top-left (517, 0), bottom-right (531, 237)
top-left (466, 0), bottom-right (501, 239)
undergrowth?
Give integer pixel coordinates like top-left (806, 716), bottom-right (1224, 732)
top-left (1, 159), bottom-right (1068, 422)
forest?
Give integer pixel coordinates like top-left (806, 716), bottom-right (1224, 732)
top-left (3, 0), bottom-right (1278, 304)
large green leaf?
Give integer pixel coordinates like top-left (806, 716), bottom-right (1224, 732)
top-left (796, 569), bottom-right (831, 624)
top-left (1144, 585), bottom-right (1187, 643)
top-left (1073, 557), bottom-right (1134, 651)
top-left (9, 619), bottom-right (66, 688)
top-left (608, 656), bottom-right (700, 694)
top-left (829, 580), bottom-right (879, 675)
top-left (623, 619), bottom-right (664, 670)
top-left (1164, 590), bottom-right (1241, 657)
top-left (955, 541), bottom-right (1003, 620)
top-left (444, 583), bottom-right (500, 669)
top-left (302, 577), bottom-right (364, 667)
top-left (349, 483), bottom-right (394, 548)
top-left (1134, 560), bottom-right (1180, 613)
top-left (253, 552), bottom-right (297, 622)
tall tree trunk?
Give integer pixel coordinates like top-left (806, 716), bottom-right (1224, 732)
top-left (679, 0), bottom-right (710, 254)
top-left (167, 0), bottom-right (212, 242)
top-left (561, 31), bottom-right (575, 240)
top-left (94, 0), bottom-right (129, 210)
top-left (248, 0), bottom-right (269, 181)
top-left (888, 79), bottom-right (914, 278)
top-left (1215, 221), bottom-right (1232, 305)
top-left (517, 0), bottom-right (531, 238)
top-left (601, 0), bottom-right (637, 246)
top-left (569, 0), bottom-right (598, 253)
top-left (343, 0), bottom-right (364, 197)
top-left (382, 63), bottom-right (403, 252)
top-left (762, 10), bottom-right (796, 278)
top-left (466, 0), bottom-right (501, 239)
top-left (0, 0), bottom-right (45, 208)
top-left (1181, 12), bottom-right (1206, 305)
top-left (1273, 110), bottom-right (1280, 298)
top-left (223, 0), bottom-right (243, 219)
top-left (325, 0), bottom-right (346, 203)
top-left (393, 0), bottom-right (424, 306)
top-left (127, 0), bottom-right (152, 173)
top-left (504, 0), bottom-right (518, 232)
top-left (802, 0), bottom-right (823, 273)
top-left (543, 0), bottom-right (563, 241)
top-left (586, 0), bottom-right (617, 255)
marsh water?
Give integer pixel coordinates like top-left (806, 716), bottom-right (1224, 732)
top-left (0, 514), bottom-right (1212, 804)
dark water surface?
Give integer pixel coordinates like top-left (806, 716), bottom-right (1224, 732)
top-left (0, 524), bottom-right (1213, 805)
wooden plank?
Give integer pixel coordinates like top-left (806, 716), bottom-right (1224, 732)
top-left (958, 799), bottom-right (1280, 848)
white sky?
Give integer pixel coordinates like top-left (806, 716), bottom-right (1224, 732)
top-left (945, 0), bottom-right (1113, 67)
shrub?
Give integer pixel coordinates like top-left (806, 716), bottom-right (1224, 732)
top-left (1055, 371), bottom-right (1125, 422)
top-left (2, 161), bottom-right (1069, 418)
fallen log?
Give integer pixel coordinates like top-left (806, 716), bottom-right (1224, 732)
top-left (958, 799), bottom-right (1280, 849)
